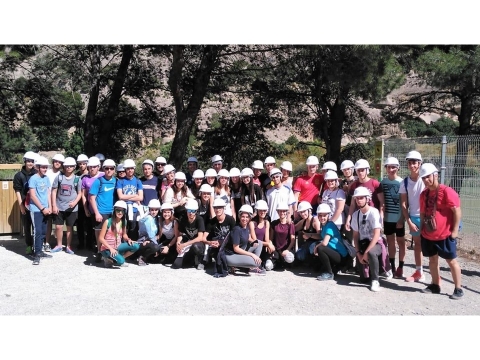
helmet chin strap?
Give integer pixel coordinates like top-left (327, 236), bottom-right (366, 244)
top-left (359, 199), bottom-right (370, 209)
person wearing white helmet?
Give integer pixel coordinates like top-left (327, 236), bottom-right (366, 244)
top-left (229, 167), bottom-right (242, 216)
top-left (154, 156), bottom-right (167, 178)
top-left (350, 187), bottom-right (384, 292)
top-left (381, 157), bottom-right (406, 279)
top-left (339, 159), bottom-right (357, 240)
top-left (136, 199), bottom-right (162, 266)
top-left (268, 202), bottom-right (296, 270)
top-left (280, 161), bottom-right (293, 190)
top-left (172, 199), bottom-right (206, 270)
top-left (81, 156), bottom-right (105, 253)
top-left (320, 171), bottom-right (346, 230)
top-left (89, 159), bottom-right (118, 258)
top-left (13, 151), bottom-right (38, 255)
top-left (240, 167), bottom-right (265, 211)
top-left (400, 150), bottom-right (426, 283)
top-left (163, 171), bottom-right (195, 221)
top-left (249, 200), bottom-right (275, 269)
top-left (116, 159), bottom-right (144, 242)
top-left (116, 163), bottom-right (126, 180)
top-left (265, 167), bottom-right (296, 222)
top-left (44, 153), bottom-right (65, 251)
top-left (293, 155), bottom-right (324, 214)
top-left (214, 169), bottom-right (235, 218)
top-left (294, 201), bottom-right (321, 265)
top-left (98, 200), bottom-right (140, 268)
top-left (185, 156), bottom-right (198, 188)
top-left (251, 160), bottom-right (264, 187)
top-left (28, 156), bottom-right (53, 264)
top-left (151, 202), bottom-right (181, 264)
top-left (189, 169), bottom-right (205, 199)
top-left (197, 184), bottom-right (214, 226)
top-left (94, 153), bottom-right (105, 167)
top-left (262, 156), bottom-right (276, 192)
top-left (50, 157), bottom-right (82, 254)
top-left (211, 154), bottom-right (223, 173)
top-left (75, 154), bottom-right (89, 250)
top-left (160, 164), bottom-right (175, 201)
top-left (224, 204), bottom-right (266, 275)
top-left (140, 159), bottom-right (159, 206)
top-left (418, 163), bottom-right (463, 300)
top-left (76, 154), bottom-right (89, 177)
top-left (203, 168), bottom-right (217, 190)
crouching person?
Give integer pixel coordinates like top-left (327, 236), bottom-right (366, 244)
top-left (99, 200), bottom-right (140, 268)
top-left (136, 199), bottom-right (162, 266)
top-left (350, 187), bottom-right (383, 292)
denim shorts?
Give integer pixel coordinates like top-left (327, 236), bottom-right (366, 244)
top-left (409, 216), bottom-right (421, 237)
top-left (421, 236), bottom-right (457, 260)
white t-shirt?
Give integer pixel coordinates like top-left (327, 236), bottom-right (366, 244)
top-left (321, 188), bottom-right (346, 228)
top-left (351, 207), bottom-right (382, 241)
top-left (266, 185), bottom-right (296, 221)
top-left (46, 169), bottom-right (60, 189)
top-left (398, 176), bottom-right (425, 217)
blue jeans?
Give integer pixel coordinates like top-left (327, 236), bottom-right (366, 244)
top-left (101, 242), bottom-right (140, 265)
top-left (31, 211), bottom-right (47, 254)
top-left (296, 240), bottom-right (315, 262)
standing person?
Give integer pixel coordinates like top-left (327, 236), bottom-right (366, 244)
top-left (163, 171), bottom-right (195, 221)
top-left (381, 157), bottom-right (406, 279)
top-left (28, 156), bottom-right (53, 265)
top-left (140, 159), bottom-right (159, 206)
top-left (189, 169), bottom-right (205, 199)
top-left (280, 161), bottom-right (294, 190)
top-left (251, 160), bottom-right (264, 187)
top-left (419, 164), bottom-right (464, 299)
top-left (13, 151), bottom-right (37, 255)
top-left (320, 171), bottom-right (346, 230)
top-left (94, 153), bottom-right (105, 168)
top-left (225, 204), bottom-right (266, 275)
top-left (159, 164), bottom-right (175, 201)
top-left (265, 168), bottom-right (296, 222)
top-left (293, 155), bottom-right (324, 214)
top-left (399, 150), bottom-right (426, 282)
top-left (350, 187), bottom-right (383, 292)
top-left (185, 156), bottom-right (198, 188)
top-left (51, 157), bottom-right (82, 254)
top-left (116, 163), bottom-right (126, 180)
top-left (82, 156), bottom-right (104, 253)
top-left (44, 153), bottom-right (65, 251)
top-left (75, 154), bottom-right (89, 250)
top-left (229, 168), bottom-right (242, 217)
top-left (294, 201), bottom-right (321, 266)
top-left (214, 169), bottom-right (235, 218)
top-left (154, 156), bottom-right (167, 179)
top-left (261, 156), bottom-right (276, 193)
top-left (89, 159), bottom-right (117, 261)
top-left (240, 168), bottom-right (264, 209)
top-left (211, 155), bottom-right (223, 173)
top-left (319, 161), bottom-right (338, 197)
top-left (268, 203), bottom-right (296, 270)
top-left (339, 159), bottom-right (357, 241)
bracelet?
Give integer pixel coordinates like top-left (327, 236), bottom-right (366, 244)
top-left (41, 207), bottom-right (46, 212)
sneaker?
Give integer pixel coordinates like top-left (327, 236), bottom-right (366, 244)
top-left (197, 263), bottom-right (205, 271)
top-left (65, 247), bottom-right (74, 255)
top-left (265, 259), bottom-right (274, 271)
top-left (43, 243), bottom-right (52, 252)
top-left (115, 262), bottom-right (128, 267)
top-left (317, 272), bottom-right (334, 281)
top-left (95, 252), bottom-right (103, 263)
top-left (450, 288), bottom-right (464, 300)
top-left (137, 256), bottom-right (147, 266)
top-left (381, 270), bottom-right (393, 280)
top-left (394, 267), bottom-right (403, 279)
top-left (104, 258), bottom-right (114, 268)
top-left (370, 280), bottom-right (381, 292)
top-left (405, 270), bottom-right (425, 283)
top-left (421, 283), bottom-right (441, 294)
top-left (37, 251), bottom-right (53, 259)
top-left (51, 246), bottom-right (63, 253)
top-left (32, 255), bottom-right (40, 265)
top-left (249, 267), bottom-right (266, 276)
top-left (228, 267), bottom-right (237, 275)
top-left (26, 246), bottom-right (33, 255)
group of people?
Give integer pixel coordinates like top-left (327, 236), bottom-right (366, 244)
top-left (13, 150), bottom-right (464, 299)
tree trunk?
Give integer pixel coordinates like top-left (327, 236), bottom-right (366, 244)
top-left (98, 45), bottom-right (134, 156)
top-left (327, 90), bottom-right (348, 165)
top-left (84, 46), bottom-right (101, 155)
top-left (168, 45), bottom-right (224, 170)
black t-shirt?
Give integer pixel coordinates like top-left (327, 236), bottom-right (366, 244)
top-left (206, 214), bottom-right (236, 240)
top-left (225, 225), bottom-right (250, 254)
top-left (197, 199), bottom-right (211, 228)
top-left (178, 215), bottom-right (205, 241)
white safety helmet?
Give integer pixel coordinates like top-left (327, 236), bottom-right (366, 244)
top-left (255, 200), bottom-right (269, 211)
top-left (238, 204), bottom-right (254, 217)
top-left (306, 155), bottom-right (319, 166)
top-left (113, 200), bottom-right (127, 210)
top-left (205, 168), bottom-right (217, 177)
top-left (240, 168), bottom-right (254, 177)
top-left (23, 151), bottom-right (37, 162)
top-left (187, 156), bottom-right (198, 163)
top-left (229, 168), bottom-right (241, 177)
top-left (217, 169), bottom-right (230, 178)
top-left (163, 164), bottom-right (175, 174)
top-left (76, 154), bottom-right (88, 163)
top-left (354, 159), bottom-right (370, 174)
top-left (420, 163), bottom-right (439, 178)
top-left (316, 203), bottom-right (332, 214)
top-left (385, 157), bottom-right (400, 167)
top-left (405, 150), bottom-right (422, 162)
top-left (211, 155), bottom-right (223, 163)
top-left (252, 160), bottom-right (264, 170)
top-left (324, 171), bottom-right (338, 180)
top-left (352, 187), bottom-right (372, 199)
top-left (185, 199), bottom-right (199, 211)
top-left (103, 159), bottom-right (116, 168)
top-left (148, 199), bottom-right (161, 209)
top-left (199, 184), bottom-right (212, 193)
top-left (95, 153), bottom-right (105, 161)
top-left (174, 171), bottom-right (187, 181)
top-left (192, 169), bottom-right (205, 179)
top-left (276, 202), bottom-right (289, 211)
top-left (87, 156), bottom-right (100, 167)
top-left (322, 161), bottom-right (338, 172)
top-left (160, 202), bottom-right (174, 211)
top-left (142, 159), bottom-right (154, 168)
top-left (213, 198), bottom-right (226, 207)
top-left (155, 156), bottom-right (167, 164)
top-left (264, 156), bottom-right (276, 164)
top-left (52, 153), bottom-right (65, 163)
top-left (340, 160), bottom-right (355, 170)
top-left (116, 163), bottom-right (125, 172)
top-left (283, 251), bottom-right (295, 264)
top-left (35, 156), bottom-right (50, 167)
top-left (62, 157), bottom-right (77, 167)
top-left (280, 161), bottom-right (293, 172)
top-left (269, 167), bottom-right (282, 177)
top-left (123, 159), bottom-right (136, 169)
top-left (297, 201), bottom-right (312, 213)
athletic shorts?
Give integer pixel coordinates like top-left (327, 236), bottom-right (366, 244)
top-left (421, 235), bottom-right (457, 260)
top-left (54, 211), bottom-right (78, 227)
top-left (383, 221), bottom-right (405, 237)
top-left (94, 214), bottom-right (111, 230)
top-left (409, 216), bottom-right (421, 237)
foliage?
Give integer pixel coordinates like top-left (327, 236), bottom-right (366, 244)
top-left (400, 116), bottom-right (458, 138)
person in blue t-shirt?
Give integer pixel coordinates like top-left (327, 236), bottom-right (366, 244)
top-left (140, 159), bottom-right (159, 206)
top-left (310, 203), bottom-right (348, 281)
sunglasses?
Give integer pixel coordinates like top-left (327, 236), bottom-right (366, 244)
top-left (187, 209), bottom-right (197, 214)
top-left (53, 160), bottom-right (63, 164)
top-left (149, 208), bottom-right (160, 211)
top-left (213, 206), bottom-right (224, 210)
top-left (156, 163), bottom-right (166, 166)
top-left (115, 208), bottom-right (125, 213)
top-left (104, 167), bottom-right (115, 170)
top-left (362, 214), bottom-right (367, 225)
top-left (25, 159), bottom-right (35, 163)
top-left (64, 165), bottom-right (76, 168)
top-left (125, 167), bottom-right (134, 171)
top-left (39, 166), bottom-right (48, 169)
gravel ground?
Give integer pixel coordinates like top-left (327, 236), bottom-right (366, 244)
top-left (1, 235), bottom-right (479, 316)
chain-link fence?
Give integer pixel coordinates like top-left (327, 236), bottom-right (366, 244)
top-left (382, 135), bottom-right (480, 253)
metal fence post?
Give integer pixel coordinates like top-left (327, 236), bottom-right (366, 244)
top-left (440, 135), bottom-right (447, 185)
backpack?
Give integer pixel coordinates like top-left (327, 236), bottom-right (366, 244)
top-left (57, 173), bottom-right (80, 193)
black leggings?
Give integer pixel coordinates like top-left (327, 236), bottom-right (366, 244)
top-left (172, 242), bottom-right (206, 269)
top-left (314, 246), bottom-right (343, 274)
top-left (136, 242), bottom-right (161, 261)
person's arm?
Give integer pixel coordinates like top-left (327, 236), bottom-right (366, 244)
top-left (264, 221), bottom-right (275, 253)
top-left (70, 181), bottom-right (83, 209)
top-left (89, 194), bottom-right (103, 223)
top-left (314, 234), bottom-right (332, 255)
top-left (345, 196), bottom-right (356, 231)
top-left (377, 191), bottom-right (385, 222)
top-left (286, 223), bottom-right (296, 252)
top-left (308, 217), bottom-right (322, 240)
top-left (51, 187), bottom-right (59, 214)
top-left (82, 188), bottom-right (91, 217)
top-left (121, 224), bottom-right (134, 245)
top-left (98, 220), bottom-right (118, 257)
top-left (331, 199), bottom-right (345, 224)
top-left (248, 221), bottom-right (256, 242)
top-left (128, 189), bottom-right (143, 203)
top-left (15, 190), bottom-right (26, 215)
top-left (230, 198), bottom-right (236, 220)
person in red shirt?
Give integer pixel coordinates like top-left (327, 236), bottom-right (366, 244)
top-left (293, 156), bottom-right (324, 215)
top-left (419, 163), bottom-right (463, 300)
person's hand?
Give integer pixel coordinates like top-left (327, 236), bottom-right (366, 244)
top-left (110, 248), bottom-right (118, 257)
top-left (302, 232), bottom-right (310, 240)
top-left (176, 243), bottom-right (183, 254)
top-left (126, 239), bottom-right (133, 246)
top-left (267, 243), bottom-right (275, 254)
top-left (451, 230), bottom-right (459, 239)
top-left (345, 219), bottom-right (351, 232)
top-left (20, 203), bottom-right (26, 215)
top-left (396, 221), bottom-right (403, 229)
top-left (45, 207), bottom-right (52, 215)
top-left (68, 201), bottom-right (75, 209)
top-left (408, 219), bottom-right (419, 233)
top-left (250, 253), bottom-right (261, 265)
top-left (210, 240), bottom-right (219, 248)
top-left (161, 246), bottom-right (169, 254)
top-left (313, 245), bottom-right (319, 256)
top-left (52, 206), bottom-right (58, 215)
top-left (357, 252), bottom-right (368, 265)
top-left (95, 213), bottom-right (103, 223)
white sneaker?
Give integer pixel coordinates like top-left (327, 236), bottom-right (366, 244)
top-left (381, 270), bottom-right (393, 280)
top-left (370, 280), bottom-right (381, 292)
top-left (265, 259), bottom-right (273, 271)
